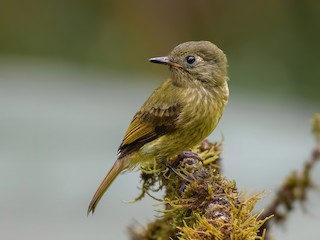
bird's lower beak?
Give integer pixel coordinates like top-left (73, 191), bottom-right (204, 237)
top-left (149, 56), bottom-right (182, 68)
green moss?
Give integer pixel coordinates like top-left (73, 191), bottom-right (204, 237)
top-left (129, 140), bottom-right (270, 240)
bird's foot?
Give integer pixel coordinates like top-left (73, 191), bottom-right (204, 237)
top-left (162, 151), bottom-right (202, 179)
top-left (162, 159), bottom-right (179, 174)
top-left (172, 150), bottom-right (202, 167)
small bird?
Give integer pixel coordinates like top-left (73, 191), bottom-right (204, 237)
top-left (87, 41), bottom-right (229, 214)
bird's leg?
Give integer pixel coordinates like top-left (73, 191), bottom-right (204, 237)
top-left (162, 159), bottom-right (180, 175)
top-left (162, 158), bottom-right (192, 187)
top-left (162, 150), bottom-right (202, 176)
top-left (162, 151), bottom-right (203, 193)
top-left (171, 150), bottom-right (202, 167)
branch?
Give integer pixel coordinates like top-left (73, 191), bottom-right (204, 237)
top-left (129, 140), bottom-right (269, 240)
top-left (258, 113), bottom-right (320, 239)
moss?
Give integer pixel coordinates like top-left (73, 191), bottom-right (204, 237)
top-left (129, 140), bottom-right (270, 240)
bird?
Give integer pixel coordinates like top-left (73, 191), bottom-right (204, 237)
top-left (87, 41), bottom-right (229, 215)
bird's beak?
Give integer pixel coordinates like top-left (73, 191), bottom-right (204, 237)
top-left (149, 56), bottom-right (182, 68)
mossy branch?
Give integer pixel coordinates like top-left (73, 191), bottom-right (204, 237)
top-left (128, 113), bottom-right (320, 240)
top-left (257, 113), bottom-right (320, 240)
top-left (129, 140), bottom-right (269, 239)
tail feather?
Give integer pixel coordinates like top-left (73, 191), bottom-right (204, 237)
top-left (87, 158), bottom-right (125, 215)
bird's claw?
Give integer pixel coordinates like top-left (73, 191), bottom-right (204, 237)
top-left (172, 150), bottom-right (202, 167)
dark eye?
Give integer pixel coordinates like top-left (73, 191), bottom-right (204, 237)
top-left (186, 56), bottom-right (196, 64)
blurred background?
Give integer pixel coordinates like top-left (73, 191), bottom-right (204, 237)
top-left (0, 1), bottom-right (319, 239)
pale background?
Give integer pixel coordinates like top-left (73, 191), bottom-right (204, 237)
top-left (1, 1), bottom-right (320, 239)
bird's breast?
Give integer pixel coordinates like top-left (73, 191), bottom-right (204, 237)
top-left (179, 86), bottom-right (223, 136)
top-left (140, 84), bottom-right (227, 161)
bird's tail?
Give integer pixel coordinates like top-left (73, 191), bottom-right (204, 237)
top-left (87, 157), bottom-right (126, 215)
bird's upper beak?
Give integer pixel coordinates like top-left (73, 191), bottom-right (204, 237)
top-left (149, 56), bottom-right (182, 68)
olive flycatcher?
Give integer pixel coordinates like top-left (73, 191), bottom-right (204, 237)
top-left (88, 41), bottom-right (229, 214)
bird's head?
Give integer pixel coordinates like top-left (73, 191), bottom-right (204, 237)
top-left (149, 41), bottom-right (228, 87)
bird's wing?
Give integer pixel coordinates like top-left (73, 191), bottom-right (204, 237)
top-left (118, 103), bottom-right (182, 158)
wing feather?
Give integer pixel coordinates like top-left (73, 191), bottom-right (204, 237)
top-left (118, 103), bottom-right (181, 158)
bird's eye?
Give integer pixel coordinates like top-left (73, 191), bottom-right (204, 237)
top-left (186, 56), bottom-right (196, 64)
